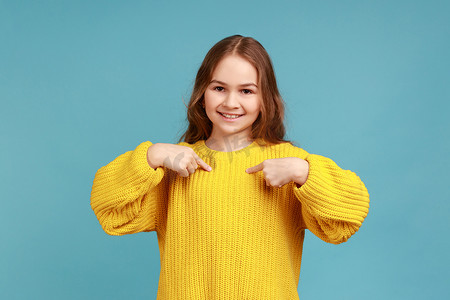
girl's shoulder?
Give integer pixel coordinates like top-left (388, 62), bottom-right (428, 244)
top-left (176, 140), bottom-right (204, 152)
top-left (176, 140), bottom-right (201, 147)
top-left (259, 139), bottom-right (301, 150)
top-left (258, 139), bottom-right (309, 158)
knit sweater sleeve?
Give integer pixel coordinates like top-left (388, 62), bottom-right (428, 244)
top-left (90, 141), bottom-right (166, 236)
top-left (293, 152), bottom-right (370, 244)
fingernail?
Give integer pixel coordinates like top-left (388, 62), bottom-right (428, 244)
top-left (208, 166), bottom-right (212, 171)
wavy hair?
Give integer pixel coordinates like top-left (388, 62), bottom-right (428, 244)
top-left (177, 34), bottom-right (292, 146)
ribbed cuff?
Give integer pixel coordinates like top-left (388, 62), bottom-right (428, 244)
top-left (130, 141), bottom-right (164, 176)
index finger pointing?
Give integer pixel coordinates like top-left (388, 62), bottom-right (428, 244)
top-left (246, 162), bottom-right (263, 174)
top-left (193, 153), bottom-right (212, 171)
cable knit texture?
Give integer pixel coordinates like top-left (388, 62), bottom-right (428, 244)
top-left (90, 139), bottom-right (370, 300)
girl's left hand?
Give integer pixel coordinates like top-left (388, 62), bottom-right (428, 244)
top-left (246, 157), bottom-right (309, 187)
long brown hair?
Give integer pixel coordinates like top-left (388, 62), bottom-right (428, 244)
top-left (177, 34), bottom-right (292, 146)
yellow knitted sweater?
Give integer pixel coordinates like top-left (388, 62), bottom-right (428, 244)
top-left (90, 139), bottom-right (370, 300)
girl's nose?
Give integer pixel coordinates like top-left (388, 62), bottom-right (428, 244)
top-left (222, 92), bottom-right (239, 108)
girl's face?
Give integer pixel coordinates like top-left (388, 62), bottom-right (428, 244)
top-left (203, 54), bottom-right (262, 143)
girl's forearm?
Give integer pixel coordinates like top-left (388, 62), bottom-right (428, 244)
top-left (291, 158), bottom-right (309, 187)
top-left (147, 143), bottom-right (163, 169)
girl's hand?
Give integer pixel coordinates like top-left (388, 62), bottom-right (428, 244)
top-left (147, 143), bottom-right (212, 177)
top-left (246, 157), bottom-right (309, 187)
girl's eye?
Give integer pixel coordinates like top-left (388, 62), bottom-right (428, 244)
top-left (213, 86), bottom-right (253, 94)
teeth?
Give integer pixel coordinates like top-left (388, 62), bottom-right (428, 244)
top-left (220, 113), bottom-right (242, 119)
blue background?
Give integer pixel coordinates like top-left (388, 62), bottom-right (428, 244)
top-left (1, 0), bottom-right (449, 299)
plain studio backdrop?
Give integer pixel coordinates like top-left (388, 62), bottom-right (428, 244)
top-left (1, 1), bottom-right (449, 299)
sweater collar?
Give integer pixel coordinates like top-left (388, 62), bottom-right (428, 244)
top-left (195, 138), bottom-right (266, 161)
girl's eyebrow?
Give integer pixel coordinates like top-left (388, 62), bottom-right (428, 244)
top-left (210, 79), bottom-right (258, 88)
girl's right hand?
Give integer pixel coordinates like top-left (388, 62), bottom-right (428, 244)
top-left (147, 143), bottom-right (212, 177)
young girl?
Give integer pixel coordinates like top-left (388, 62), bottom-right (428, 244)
top-left (90, 35), bottom-right (370, 299)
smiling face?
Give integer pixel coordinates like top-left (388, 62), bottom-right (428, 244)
top-left (203, 54), bottom-right (262, 147)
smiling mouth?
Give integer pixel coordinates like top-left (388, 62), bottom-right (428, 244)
top-left (218, 112), bottom-right (244, 119)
